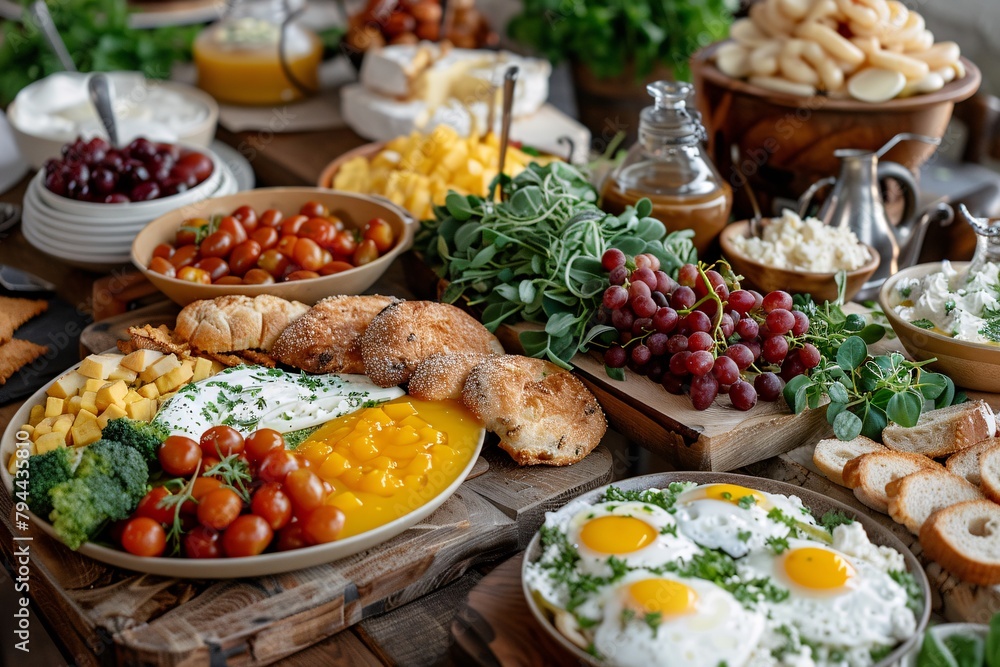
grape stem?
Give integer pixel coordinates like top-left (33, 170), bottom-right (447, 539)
top-left (695, 264), bottom-right (726, 357)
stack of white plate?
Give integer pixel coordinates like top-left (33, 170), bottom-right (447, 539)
top-left (22, 146), bottom-right (238, 271)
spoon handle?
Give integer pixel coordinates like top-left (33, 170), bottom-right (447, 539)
top-left (28, 1), bottom-right (76, 72)
top-left (495, 66), bottom-right (518, 202)
top-left (88, 74), bottom-right (119, 148)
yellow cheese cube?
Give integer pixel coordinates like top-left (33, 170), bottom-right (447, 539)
top-left (154, 363), bottom-right (193, 395)
top-left (71, 420), bottom-right (102, 448)
top-left (34, 432), bottom-right (67, 455)
top-left (157, 391), bottom-right (176, 408)
top-left (28, 404), bottom-right (45, 427)
top-left (192, 357), bottom-right (214, 382)
top-left (33, 418), bottom-right (54, 439)
top-left (107, 366), bottom-right (138, 383)
top-left (123, 390), bottom-right (143, 405)
top-left (52, 414), bottom-right (74, 435)
top-left (210, 361), bottom-right (225, 374)
top-left (97, 404), bottom-right (128, 429)
top-left (8, 452), bottom-right (25, 475)
top-left (80, 391), bottom-right (98, 416)
top-left (120, 349), bottom-right (164, 373)
top-left (96, 381), bottom-right (128, 412)
top-left (137, 383), bottom-right (159, 400)
top-left (19, 425), bottom-right (33, 439)
top-left (78, 353), bottom-right (124, 380)
top-left (44, 397), bottom-right (64, 418)
top-left (73, 409), bottom-right (97, 428)
top-left (84, 378), bottom-right (108, 394)
top-left (47, 371), bottom-right (88, 400)
top-left (66, 395), bottom-right (83, 415)
top-left (140, 354), bottom-right (181, 383)
top-left (125, 398), bottom-right (155, 422)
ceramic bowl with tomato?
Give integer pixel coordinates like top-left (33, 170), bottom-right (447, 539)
top-left (132, 188), bottom-right (415, 306)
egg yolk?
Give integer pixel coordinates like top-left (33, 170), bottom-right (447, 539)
top-left (783, 547), bottom-right (855, 590)
top-left (579, 516), bottom-right (657, 555)
top-left (628, 578), bottom-right (698, 617)
top-left (688, 483), bottom-right (769, 508)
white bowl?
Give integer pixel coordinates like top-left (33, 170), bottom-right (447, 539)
top-left (22, 216), bottom-right (132, 268)
top-left (900, 623), bottom-right (989, 667)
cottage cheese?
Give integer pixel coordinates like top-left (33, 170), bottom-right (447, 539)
top-left (894, 260), bottom-right (1000, 343)
top-left (730, 210), bottom-right (871, 272)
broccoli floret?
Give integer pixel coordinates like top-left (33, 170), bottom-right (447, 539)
top-left (25, 447), bottom-right (81, 518)
top-left (100, 417), bottom-right (168, 467)
top-left (48, 440), bottom-right (148, 550)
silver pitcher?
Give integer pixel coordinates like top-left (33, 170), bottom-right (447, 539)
top-left (798, 133), bottom-right (953, 301)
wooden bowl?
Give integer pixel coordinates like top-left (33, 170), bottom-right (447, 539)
top-left (691, 43), bottom-right (981, 218)
top-left (132, 187), bottom-right (415, 306)
top-left (317, 141), bottom-right (385, 189)
top-left (720, 220), bottom-right (880, 302)
top-left (879, 262), bottom-right (1000, 392)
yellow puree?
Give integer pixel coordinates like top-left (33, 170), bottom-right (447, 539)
top-left (296, 397), bottom-right (480, 538)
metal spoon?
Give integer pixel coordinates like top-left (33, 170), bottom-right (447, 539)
top-left (731, 143), bottom-right (763, 236)
top-left (0, 202), bottom-right (21, 235)
top-left (88, 74), bottom-right (119, 148)
top-left (28, 1), bottom-right (76, 72)
top-left (494, 66), bottom-right (518, 202)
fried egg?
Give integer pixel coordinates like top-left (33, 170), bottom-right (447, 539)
top-left (742, 540), bottom-right (917, 650)
top-left (593, 573), bottom-right (764, 667)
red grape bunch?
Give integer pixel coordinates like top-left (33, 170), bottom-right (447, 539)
top-left (597, 249), bottom-right (821, 411)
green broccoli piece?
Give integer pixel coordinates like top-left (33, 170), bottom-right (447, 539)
top-left (48, 440), bottom-right (148, 550)
top-left (100, 417), bottom-right (168, 467)
top-left (25, 447), bottom-right (81, 518)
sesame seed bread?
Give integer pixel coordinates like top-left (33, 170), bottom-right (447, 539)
top-left (881, 400), bottom-right (997, 458)
top-left (946, 438), bottom-right (1000, 487)
top-left (919, 499), bottom-right (1000, 586)
top-left (461, 355), bottom-right (606, 466)
top-left (885, 469), bottom-right (984, 535)
top-left (408, 352), bottom-right (491, 401)
top-left (980, 446), bottom-right (1000, 504)
top-left (360, 301), bottom-right (504, 387)
top-left (842, 451), bottom-right (943, 513)
top-left (812, 435), bottom-right (885, 487)
top-left (175, 295), bottom-right (309, 353)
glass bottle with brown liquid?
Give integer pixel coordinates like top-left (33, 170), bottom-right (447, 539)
top-left (601, 81), bottom-right (732, 254)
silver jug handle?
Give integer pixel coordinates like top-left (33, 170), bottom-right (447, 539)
top-left (876, 160), bottom-right (918, 233)
top-left (797, 176), bottom-right (837, 218)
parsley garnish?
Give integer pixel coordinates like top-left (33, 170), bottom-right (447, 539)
top-left (767, 507), bottom-right (801, 537)
top-left (643, 611), bottom-right (661, 636)
top-left (660, 524), bottom-right (678, 537)
top-left (900, 286), bottom-right (912, 298)
top-left (766, 536), bottom-right (790, 554)
top-left (737, 495), bottom-right (757, 509)
top-left (889, 569), bottom-right (923, 614)
top-left (599, 483), bottom-right (693, 514)
top-left (737, 530), bottom-right (752, 543)
top-left (911, 318), bottom-right (935, 330)
top-left (869, 645), bottom-right (894, 662)
top-left (945, 299), bottom-right (956, 315)
top-left (819, 510), bottom-right (854, 533)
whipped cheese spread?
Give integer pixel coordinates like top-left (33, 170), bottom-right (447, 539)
top-left (894, 260), bottom-right (1000, 343)
top-left (729, 210), bottom-right (871, 272)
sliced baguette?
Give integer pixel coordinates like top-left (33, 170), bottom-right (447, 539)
top-left (842, 451), bottom-right (943, 514)
top-left (919, 499), bottom-right (1000, 585)
top-left (882, 400), bottom-right (997, 458)
top-left (886, 469), bottom-right (984, 534)
top-left (981, 446), bottom-right (1000, 504)
top-left (813, 436), bottom-right (885, 487)
top-left (946, 438), bottom-right (1000, 487)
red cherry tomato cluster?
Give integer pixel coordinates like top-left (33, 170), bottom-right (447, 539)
top-left (116, 426), bottom-right (345, 559)
top-left (148, 201), bottom-right (397, 285)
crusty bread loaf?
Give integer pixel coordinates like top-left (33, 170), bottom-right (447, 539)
top-left (886, 469), bottom-right (984, 534)
top-left (980, 445), bottom-right (1000, 504)
top-left (175, 295), bottom-right (309, 353)
top-left (271, 295), bottom-right (398, 374)
top-left (946, 438), bottom-right (1000, 487)
top-left (882, 400), bottom-right (997, 458)
top-left (408, 352), bottom-right (491, 401)
top-left (842, 451), bottom-right (943, 513)
top-left (812, 436), bottom-right (885, 487)
top-left (360, 301), bottom-right (504, 387)
top-left (462, 355), bottom-right (606, 466)
top-left (919, 499), bottom-right (1000, 585)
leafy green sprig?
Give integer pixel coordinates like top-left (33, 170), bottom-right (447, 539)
top-left (204, 454), bottom-right (253, 504)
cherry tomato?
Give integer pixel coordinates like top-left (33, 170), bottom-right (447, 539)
top-left (301, 218), bottom-right (335, 247)
top-left (159, 435), bottom-right (202, 476)
top-left (176, 218), bottom-right (210, 246)
top-left (218, 216), bottom-right (248, 244)
top-left (199, 230), bottom-right (235, 258)
top-left (245, 429), bottom-right (285, 462)
top-left (299, 201), bottom-right (328, 218)
top-left (285, 270), bottom-right (320, 281)
top-left (303, 506), bottom-right (346, 545)
top-left (329, 230), bottom-right (357, 257)
top-left (353, 239), bottom-right (380, 266)
top-left (148, 257), bottom-right (176, 278)
top-left (276, 234), bottom-right (299, 257)
top-left (257, 249), bottom-right (290, 277)
top-left (276, 522), bottom-right (310, 551)
top-left (229, 239), bottom-right (262, 276)
top-left (319, 249), bottom-right (333, 266)
top-left (120, 517), bottom-right (166, 557)
top-left (280, 214), bottom-right (308, 237)
top-left (250, 226), bottom-right (279, 251)
top-left (284, 469), bottom-right (325, 514)
top-left (201, 455), bottom-right (221, 472)
top-left (169, 244), bottom-right (200, 269)
top-left (176, 151), bottom-right (214, 182)
top-left (231, 205), bottom-right (258, 232)
top-left (215, 276), bottom-right (243, 285)
top-left (194, 257), bottom-right (230, 282)
top-left (152, 243), bottom-right (175, 259)
top-left (292, 237), bottom-right (324, 271)
top-left (257, 448), bottom-right (300, 484)
top-left (251, 483), bottom-right (293, 530)
top-left (197, 487), bottom-right (243, 531)
top-left (242, 268), bottom-right (275, 285)
top-left (181, 477), bottom-right (223, 514)
top-left (319, 261), bottom-right (354, 276)
top-left (200, 425), bottom-right (245, 458)
top-left (184, 525), bottom-right (222, 558)
top-left (136, 487), bottom-right (175, 525)
top-left (363, 218), bottom-right (395, 253)
top-left (259, 208), bottom-right (283, 228)
top-left (326, 214), bottom-right (345, 232)
top-left (222, 515), bottom-right (273, 557)
top-left (176, 266), bottom-right (212, 284)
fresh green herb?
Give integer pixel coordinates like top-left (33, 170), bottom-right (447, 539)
top-left (653, 550), bottom-right (790, 606)
top-left (889, 570), bottom-right (923, 615)
top-left (204, 454), bottom-right (253, 504)
top-left (987, 612), bottom-right (1000, 667)
top-left (737, 530), bottom-right (752, 543)
top-left (620, 608), bottom-right (635, 626)
top-left (766, 536), bottom-right (790, 554)
top-left (900, 286), bottom-right (912, 298)
top-left (643, 611), bottom-right (662, 636)
top-left (912, 319), bottom-right (936, 330)
top-left (599, 483), bottom-right (694, 514)
top-left (738, 495), bottom-right (757, 509)
top-left (945, 300), bottom-right (957, 315)
top-left (574, 614), bottom-right (598, 630)
top-left (767, 508), bottom-right (801, 538)
top-left (586, 643), bottom-right (599, 658)
top-left (870, 645), bottom-right (895, 662)
top-left (661, 524), bottom-right (678, 537)
top-left (945, 635), bottom-right (985, 667)
top-left (819, 510), bottom-right (855, 533)
top-left (720, 491), bottom-right (733, 500)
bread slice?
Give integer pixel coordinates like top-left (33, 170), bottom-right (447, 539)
top-left (980, 446), bottom-right (1000, 504)
top-left (882, 400), bottom-right (997, 458)
top-left (946, 438), bottom-right (1000, 487)
top-left (886, 469), bottom-right (984, 534)
top-left (175, 295), bottom-right (309, 353)
top-left (408, 352), bottom-right (492, 401)
top-left (919, 499), bottom-right (1000, 585)
top-left (813, 436), bottom-right (885, 486)
top-left (842, 451), bottom-right (943, 514)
